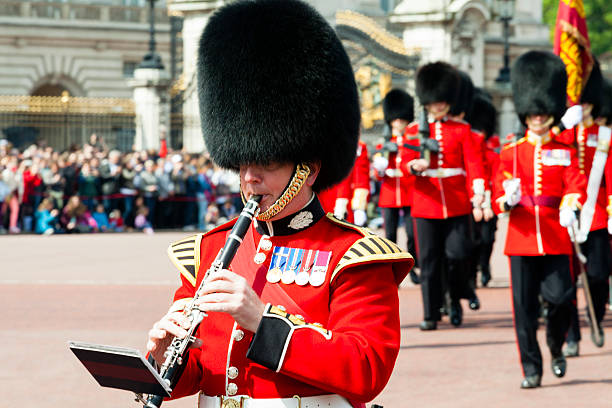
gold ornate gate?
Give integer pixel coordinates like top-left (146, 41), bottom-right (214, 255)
top-left (0, 93), bottom-right (135, 151)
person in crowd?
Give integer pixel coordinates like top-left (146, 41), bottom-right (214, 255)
top-left (183, 162), bottom-right (201, 230)
top-left (20, 160), bottom-right (42, 232)
top-left (60, 195), bottom-right (97, 234)
top-left (2, 156), bottom-right (22, 233)
top-left (154, 157), bottom-right (174, 229)
top-left (99, 150), bottom-right (122, 213)
top-left (61, 152), bottom-right (79, 199)
top-left (134, 201), bottom-right (154, 235)
top-left (145, 2), bottom-right (413, 407)
top-left (77, 161), bottom-right (100, 212)
top-left (119, 158), bottom-right (138, 228)
top-left (493, 50), bottom-right (586, 388)
top-left (196, 159), bottom-right (214, 231)
top-left (42, 161), bottom-right (66, 210)
top-left (170, 155), bottom-right (188, 228)
top-left (92, 203), bottom-right (111, 232)
top-left (134, 159), bottom-right (159, 227)
top-left (0, 165), bottom-right (9, 234)
top-left (34, 197), bottom-right (58, 235)
top-left (109, 208), bottom-right (125, 232)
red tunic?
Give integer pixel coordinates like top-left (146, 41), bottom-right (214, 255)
top-left (406, 118), bottom-right (485, 219)
top-left (319, 141), bottom-right (371, 222)
top-left (494, 130), bottom-right (587, 256)
top-left (558, 123), bottom-right (612, 231)
top-left (167, 203), bottom-right (413, 406)
top-left (376, 125), bottom-right (419, 208)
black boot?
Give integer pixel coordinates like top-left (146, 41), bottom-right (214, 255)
top-left (551, 354), bottom-right (567, 378)
top-left (419, 320), bottom-right (437, 331)
top-left (520, 374), bottom-right (541, 389)
top-left (480, 264), bottom-right (491, 287)
top-left (409, 269), bottom-right (420, 285)
top-left (450, 301), bottom-right (463, 327)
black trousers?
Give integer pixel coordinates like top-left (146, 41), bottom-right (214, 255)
top-left (510, 255), bottom-right (574, 377)
top-left (567, 228), bottom-right (612, 342)
top-left (382, 206), bottom-right (418, 267)
top-left (475, 216), bottom-right (497, 274)
top-left (416, 215), bottom-right (472, 321)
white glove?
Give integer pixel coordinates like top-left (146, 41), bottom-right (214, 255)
top-left (334, 198), bottom-right (349, 220)
top-left (502, 178), bottom-right (521, 207)
top-left (353, 209), bottom-right (367, 227)
top-left (559, 207), bottom-right (577, 228)
top-left (608, 218), bottom-right (612, 234)
top-left (373, 155), bottom-right (388, 173)
top-left (561, 105), bottom-right (583, 130)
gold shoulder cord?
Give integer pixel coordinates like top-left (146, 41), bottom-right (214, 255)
top-left (255, 163), bottom-right (311, 221)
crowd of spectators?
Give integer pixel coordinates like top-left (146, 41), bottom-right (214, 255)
top-left (0, 134), bottom-right (244, 235)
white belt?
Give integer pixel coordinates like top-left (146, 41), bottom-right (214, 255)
top-left (421, 167), bottom-right (465, 178)
top-left (198, 394), bottom-right (352, 408)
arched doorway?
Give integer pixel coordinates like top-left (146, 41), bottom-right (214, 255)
top-left (31, 83), bottom-right (71, 97)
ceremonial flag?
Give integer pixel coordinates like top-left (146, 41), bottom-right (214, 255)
top-left (553, 0), bottom-right (593, 105)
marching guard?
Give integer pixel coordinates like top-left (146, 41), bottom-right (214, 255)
top-left (466, 90), bottom-right (500, 289)
top-left (561, 61), bottom-right (612, 357)
top-left (406, 62), bottom-right (486, 330)
top-left (319, 139), bottom-right (370, 227)
top-left (145, 1), bottom-right (414, 407)
top-left (373, 88), bottom-right (421, 283)
top-left (493, 50), bottom-right (586, 388)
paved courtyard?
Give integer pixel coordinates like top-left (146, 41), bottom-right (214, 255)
top-left (1, 222), bottom-right (610, 408)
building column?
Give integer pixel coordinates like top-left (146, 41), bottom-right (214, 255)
top-left (130, 67), bottom-right (171, 152)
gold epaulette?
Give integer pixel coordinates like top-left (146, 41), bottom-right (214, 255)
top-left (167, 234), bottom-right (204, 287)
top-left (326, 214), bottom-right (413, 282)
top-left (502, 137), bottom-right (526, 151)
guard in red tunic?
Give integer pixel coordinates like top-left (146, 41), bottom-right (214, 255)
top-left (319, 140), bottom-right (370, 227)
top-left (493, 50), bottom-right (587, 389)
top-left (466, 89), bottom-right (500, 290)
top-left (560, 61), bottom-right (612, 357)
top-left (406, 62), bottom-right (485, 330)
top-left (372, 88), bottom-right (420, 284)
top-left (145, 2), bottom-right (413, 407)
top-left (446, 71), bottom-right (485, 312)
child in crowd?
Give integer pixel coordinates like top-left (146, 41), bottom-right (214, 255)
top-left (60, 195), bottom-right (97, 233)
top-left (35, 198), bottom-right (58, 235)
top-left (109, 209), bottom-right (124, 232)
top-left (134, 197), bottom-right (154, 235)
top-left (204, 202), bottom-right (221, 230)
top-left (92, 203), bottom-right (110, 232)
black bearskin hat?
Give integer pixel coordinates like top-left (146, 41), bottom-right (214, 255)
top-left (581, 59), bottom-right (603, 118)
top-left (597, 78), bottom-right (612, 125)
top-left (197, 0), bottom-right (360, 192)
top-left (468, 89), bottom-right (497, 139)
top-left (511, 50), bottom-right (567, 126)
top-left (449, 71), bottom-right (474, 116)
top-left (416, 62), bottom-right (461, 106)
top-left (383, 89), bottom-right (414, 125)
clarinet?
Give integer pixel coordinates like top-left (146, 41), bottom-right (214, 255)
top-left (144, 194), bottom-right (262, 408)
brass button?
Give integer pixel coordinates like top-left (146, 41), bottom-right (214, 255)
top-left (221, 399), bottom-right (240, 408)
top-left (228, 366), bottom-right (239, 379)
top-left (254, 252), bottom-right (266, 264)
top-left (233, 329), bottom-right (245, 341)
top-left (260, 239), bottom-right (272, 251)
top-left (227, 382), bottom-right (238, 396)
